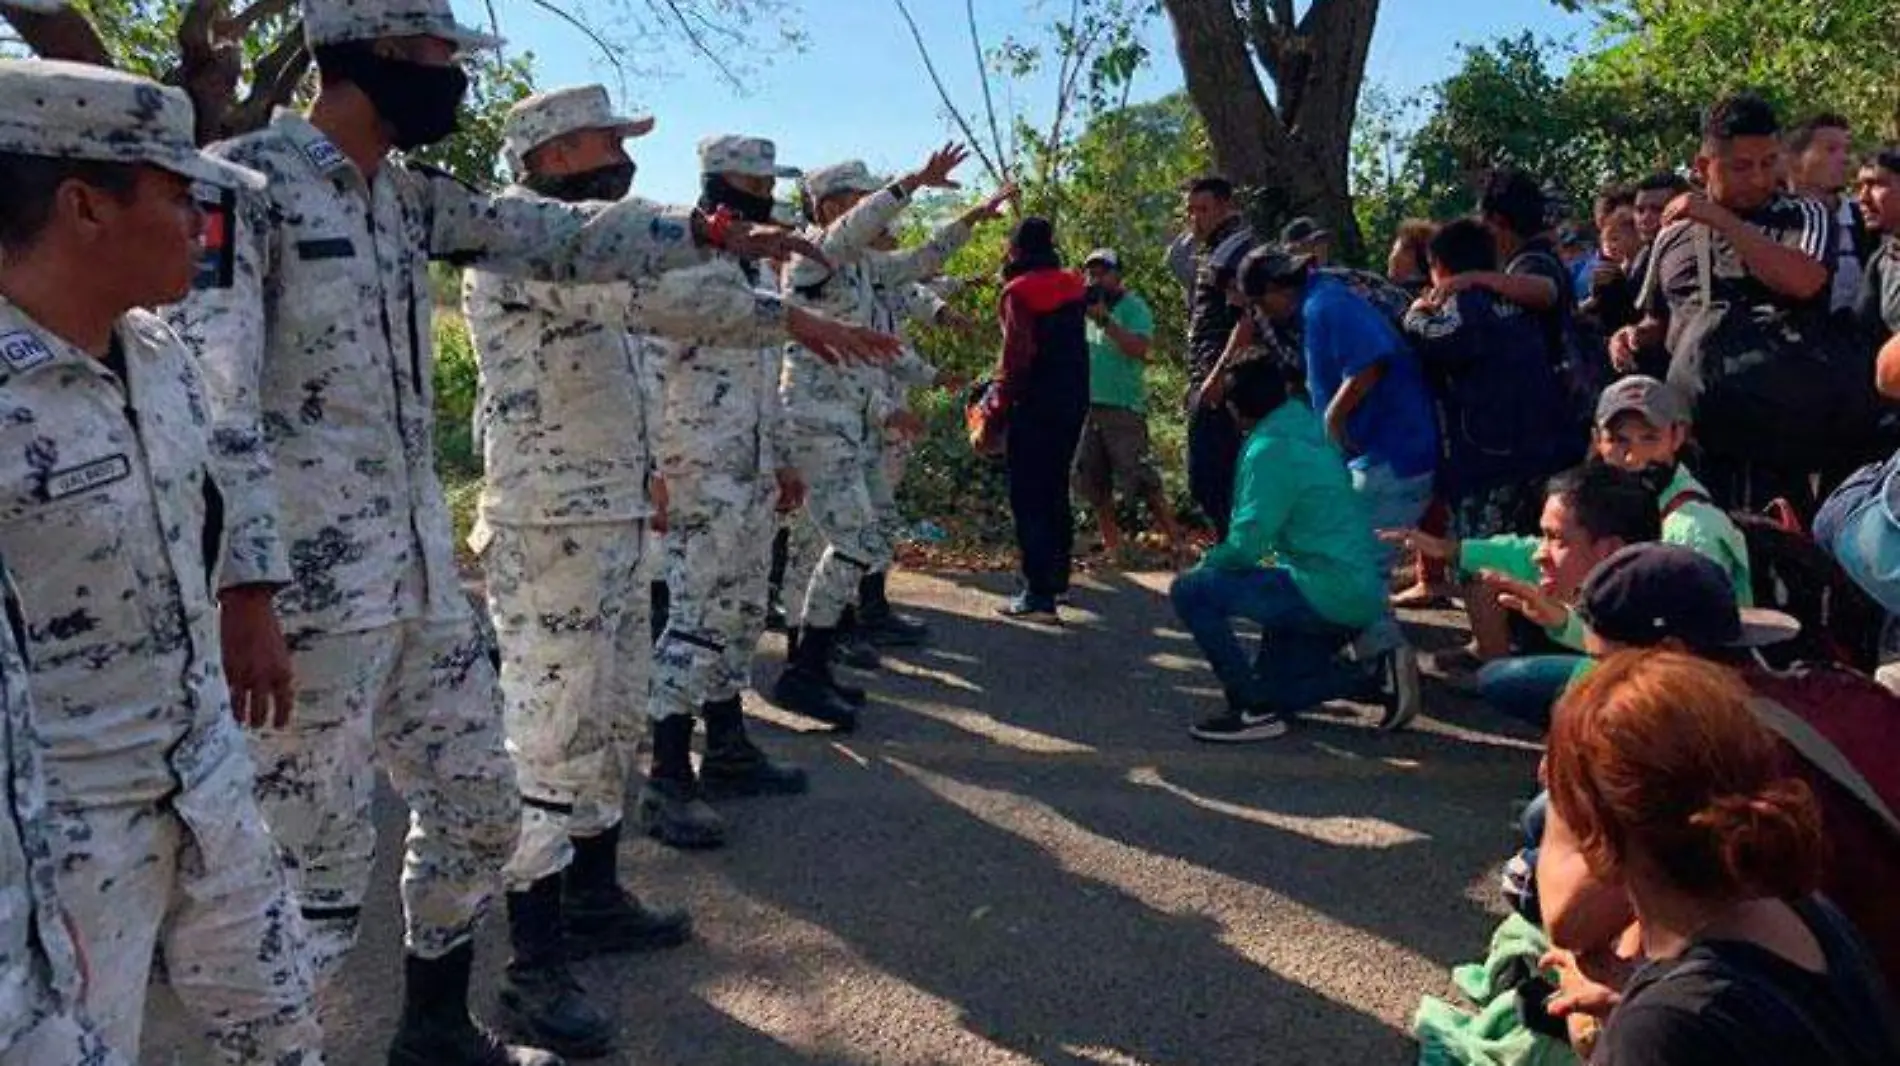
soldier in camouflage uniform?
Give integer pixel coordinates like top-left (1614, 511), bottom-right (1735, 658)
top-left (164, 4), bottom-right (852, 1063)
top-left (462, 88), bottom-right (889, 1056)
top-left (640, 135), bottom-right (818, 851)
top-left (0, 60), bottom-right (323, 1065)
top-left (774, 158), bottom-right (1013, 715)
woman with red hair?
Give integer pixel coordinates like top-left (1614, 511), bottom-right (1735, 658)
top-left (1538, 650), bottom-right (1900, 1063)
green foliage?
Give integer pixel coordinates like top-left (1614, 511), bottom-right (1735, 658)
top-left (432, 310), bottom-right (483, 550)
top-left (891, 92), bottom-right (1212, 539)
top-left (407, 52), bottom-right (539, 187)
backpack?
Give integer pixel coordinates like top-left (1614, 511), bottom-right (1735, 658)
top-left (1662, 491), bottom-right (1886, 672)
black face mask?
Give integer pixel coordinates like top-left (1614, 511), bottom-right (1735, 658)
top-left (523, 161), bottom-right (636, 204)
top-left (700, 174), bottom-right (776, 224)
top-left (325, 46), bottom-right (469, 150)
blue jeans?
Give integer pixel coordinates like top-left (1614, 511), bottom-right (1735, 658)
top-left (1351, 462), bottom-right (1435, 655)
top-left (1170, 567), bottom-right (1367, 713)
top-left (1477, 655), bottom-right (1586, 730)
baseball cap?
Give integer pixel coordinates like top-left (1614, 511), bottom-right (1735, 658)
top-left (1280, 216), bottom-right (1331, 245)
top-left (503, 85), bottom-right (653, 176)
top-left (304, 0), bottom-right (503, 51)
top-left (0, 59), bottom-right (265, 191)
top-left (1083, 248), bottom-right (1121, 270)
top-left (1596, 375), bottom-right (1689, 429)
top-left (1578, 543), bottom-right (1800, 651)
top-left (1236, 246), bottom-right (1314, 296)
top-left (804, 160), bottom-right (885, 201)
top-left (698, 135), bottom-right (800, 179)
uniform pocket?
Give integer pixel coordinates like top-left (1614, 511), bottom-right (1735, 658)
top-left (0, 492), bottom-right (151, 672)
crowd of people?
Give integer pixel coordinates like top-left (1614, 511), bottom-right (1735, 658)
top-left (2, 1), bottom-right (1900, 1063)
top-left (1129, 87), bottom-right (1900, 1063)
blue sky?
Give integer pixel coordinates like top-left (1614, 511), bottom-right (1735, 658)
top-left (480, 0), bottom-right (1596, 202)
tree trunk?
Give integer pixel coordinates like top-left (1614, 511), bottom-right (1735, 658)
top-left (1159, 0), bottom-right (1378, 261)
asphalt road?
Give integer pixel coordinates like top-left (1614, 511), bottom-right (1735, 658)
top-left (146, 569), bottom-right (1543, 1066)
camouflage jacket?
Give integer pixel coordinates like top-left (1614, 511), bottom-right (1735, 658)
top-left (0, 300), bottom-right (246, 808)
top-left (168, 111), bottom-right (708, 636)
top-left (781, 190), bottom-right (969, 440)
top-left (0, 558), bottom-right (84, 1050)
top-left (463, 184), bottom-right (792, 530)
top-left (653, 255), bottom-right (792, 503)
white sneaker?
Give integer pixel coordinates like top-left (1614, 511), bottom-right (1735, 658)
top-left (1378, 645), bottom-right (1423, 732)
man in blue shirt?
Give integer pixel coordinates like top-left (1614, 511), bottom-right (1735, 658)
top-left (1239, 247), bottom-right (1435, 729)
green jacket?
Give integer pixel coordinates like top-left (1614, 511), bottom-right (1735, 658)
top-left (1200, 402), bottom-right (1386, 628)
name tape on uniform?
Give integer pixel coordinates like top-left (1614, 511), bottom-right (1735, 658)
top-left (45, 455), bottom-right (131, 501)
top-left (0, 332), bottom-right (54, 374)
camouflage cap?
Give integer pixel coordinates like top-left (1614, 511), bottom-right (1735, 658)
top-left (698, 135), bottom-right (800, 179)
top-left (303, 0), bottom-right (503, 51)
top-left (503, 85), bottom-right (654, 175)
top-left (804, 160), bottom-right (885, 201)
top-left (0, 59), bottom-right (265, 190)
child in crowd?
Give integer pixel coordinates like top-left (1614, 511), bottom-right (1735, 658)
top-left (1169, 358), bottom-right (1406, 743)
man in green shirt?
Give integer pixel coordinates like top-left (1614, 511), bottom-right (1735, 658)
top-left (1074, 249), bottom-right (1185, 559)
top-left (1169, 359), bottom-right (1402, 743)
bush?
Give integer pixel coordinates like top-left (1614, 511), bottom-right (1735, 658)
top-left (433, 311), bottom-right (483, 555)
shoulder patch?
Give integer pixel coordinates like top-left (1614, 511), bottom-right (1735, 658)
top-left (0, 332), bottom-right (54, 374)
top-left (45, 454), bottom-right (130, 501)
top-left (304, 137), bottom-right (346, 172)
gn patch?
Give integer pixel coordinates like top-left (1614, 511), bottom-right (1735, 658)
top-left (46, 454), bottom-right (131, 501)
top-left (0, 332), bottom-right (54, 374)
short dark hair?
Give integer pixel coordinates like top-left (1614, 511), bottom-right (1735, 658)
top-left (1477, 168), bottom-right (1548, 238)
top-left (1223, 356), bottom-right (1291, 422)
top-left (1185, 176), bottom-right (1235, 201)
top-left (1547, 463), bottom-right (1661, 546)
top-left (1874, 148), bottom-right (1900, 175)
top-left (1634, 171), bottom-right (1691, 197)
top-left (0, 151), bottom-right (141, 251)
top-left (1703, 91), bottom-right (1781, 145)
top-left (311, 42), bottom-right (359, 87)
top-left (1594, 184), bottom-right (1635, 221)
top-left (1787, 112), bottom-right (1851, 154)
top-left (1236, 247), bottom-right (1311, 299)
top-left (1426, 218), bottom-right (1497, 276)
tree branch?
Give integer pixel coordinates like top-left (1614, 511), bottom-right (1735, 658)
top-left (223, 24), bottom-right (309, 138)
top-left (177, 0), bottom-right (243, 143)
top-left (655, 0), bottom-right (747, 91)
top-left (520, 0), bottom-right (633, 83)
top-left (964, 0), bottom-right (1012, 179)
top-left (221, 0), bottom-right (295, 38)
top-left (0, 2), bottom-right (112, 64)
top-left (890, 0), bottom-right (1008, 186)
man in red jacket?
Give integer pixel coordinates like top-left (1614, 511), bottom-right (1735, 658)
top-left (992, 217), bottom-right (1090, 623)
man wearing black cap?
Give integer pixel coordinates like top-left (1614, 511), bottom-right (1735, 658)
top-left (990, 218), bottom-right (1089, 622)
top-left (1280, 216), bottom-right (1333, 264)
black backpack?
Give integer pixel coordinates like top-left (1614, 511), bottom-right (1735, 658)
top-left (1663, 491), bottom-right (1886, 671)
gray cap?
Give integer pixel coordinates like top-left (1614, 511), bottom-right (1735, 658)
top-left (1596, 375), bottom-right (1688, 428)
top-left (0, 59), bottom-right (265, 191)
top-left (503, 85), bottom-right (653, 176)
top-left (1280, 216), bottom-right (1331, 245)
top-left (1083, 248), bottom-right (1121, 270)
top-left (804, 160), bottom-right (885, 201)
top-left (698, 135), bottom-right (799, 179)
top-left (303, 0), bottom-right (503, 51)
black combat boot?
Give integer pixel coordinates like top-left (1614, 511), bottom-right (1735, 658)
top-left (765, 527), bottom-right (791, 632)
top-left (496, 876), bottom-right (614, 1059)
top-left (700, 696), bottom-right (810, 797)
top-left (786, 627), bottom-right (865, 706)
top-left (386, 943), bottom-right (564, 1066)
top-left (833, 605), bottom-right (882, 671)
top-left (636, 714), bottom-right (726, 849)
top-left (561, 824), bottom-right (694, 957)
top-left (771, 626), bottom-right (860, 731)
top-left (858, 571), bottom-right (929, 647)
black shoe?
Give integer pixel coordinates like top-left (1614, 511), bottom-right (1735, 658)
top-left (562, 825), bottom-right (693, 957)
top-left (772, 627), bottom-right (859, 731)
top-left (498, 877), bottom-right (613, 1059)
top-left (636, 776), bottom-right (727, 849)
top-left (858, 571), bottom-right (929, 647)
top-left (702, 737), bottom-right (812, 797)
top-left (833, 634), bottom-right (882, 672)
top-left (388, 944), bottom-right (565, 1066)
top-left (1188, 707), bottom-right (1290, 744)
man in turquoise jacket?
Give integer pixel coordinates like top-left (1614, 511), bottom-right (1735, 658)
top-left (1169, 358), bottom-right (1400, 742)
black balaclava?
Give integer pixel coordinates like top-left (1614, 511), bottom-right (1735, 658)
top-left (523, 161), bottom-right (636, 203)
top-left (317, 42), bottom-right (469, 150)
top-left (700, 173), bottom-right (777, 224)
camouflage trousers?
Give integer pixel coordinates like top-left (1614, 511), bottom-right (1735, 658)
top-left (652, 474), bottom-right (777, 720)
top-left (0, 986), bottom-right (127, 1066)
top-left (250, 612), bottom-right (517, 982)
top-left (46, 752), bottom-right (323, 1064)
top-left (787, 436), bottom-right (891, 629)
top-left (484, 521), bottom-right (650, 890)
